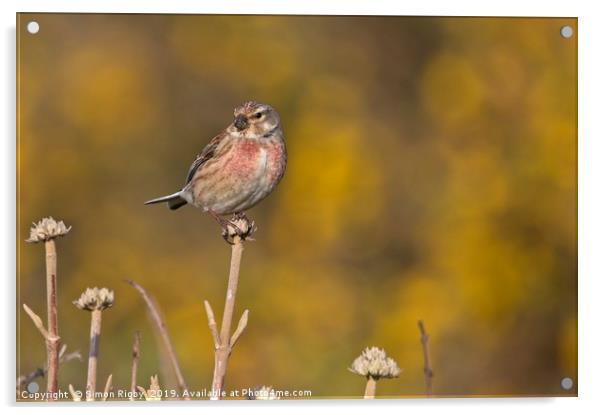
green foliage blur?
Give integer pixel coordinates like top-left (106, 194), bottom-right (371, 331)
top-left (17, 14), bottom-right (576, 398)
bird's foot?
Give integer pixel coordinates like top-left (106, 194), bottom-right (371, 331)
top-left (207, 209), bottom-right (255, 244)
top-left (224, 212), bottom-right (256, 244)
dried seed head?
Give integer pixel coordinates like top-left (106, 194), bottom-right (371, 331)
top-left (224, 214), bottom-right (256, 243)
top-left (246, 385), bottom-right (280, 400)
top-left (26, 217), bottom-right (71, 243)
top-left (349, 347), bottom-right (401, 380)
top-left (73, 287), bottom-right (114, 311)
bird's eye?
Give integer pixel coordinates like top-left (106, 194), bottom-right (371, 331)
top-left (254, 112), bottom-right (263, 119)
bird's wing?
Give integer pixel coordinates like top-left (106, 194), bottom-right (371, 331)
top-left (184, 130), bottom-right (230, 185)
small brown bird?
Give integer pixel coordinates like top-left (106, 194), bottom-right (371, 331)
top-left (145, 101), bottom-right (287, 234)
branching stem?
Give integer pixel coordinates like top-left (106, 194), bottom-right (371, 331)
top-left (204, 233), bottom-right (250, 400)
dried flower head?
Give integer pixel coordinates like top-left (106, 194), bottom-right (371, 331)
top-left (349, 347), bottom-right (401, 379)
top-left (246, 385), bottom-right (280, 400)
top-left (73, 287), bottom-right (114, 311)
top-left (26, 217), bottom-right (71, 243)
top-left (224, 214), bottom-right (256, 242)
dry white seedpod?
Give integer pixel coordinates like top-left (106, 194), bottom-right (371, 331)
top-left (349, 347), bottom-right (401, 380)
top-left (26, 217), bottom-right (71, 243)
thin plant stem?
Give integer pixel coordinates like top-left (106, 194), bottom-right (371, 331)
top-left (130, 331), bottom-right (141, 400)
top-left (127, 279), bottom-right (190, 399)
top-left (418, 320), bottom-right (434, 397)
top-left (205, 236), bottom-right (249, 400)
top-left (86, 309), bottom-right (102, 401)
top-left (364, 377), bottom-right (377, 399)
top-left (102, 374), bottom-right (113, 401)
top-left (44, 239), bottom-right (60, 400)
top-left (219, 236), bottom-right (244, 343)
top-left (209, 235), bottom-right (245, 399)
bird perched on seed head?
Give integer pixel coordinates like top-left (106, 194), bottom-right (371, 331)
top-left (145, 101), bottom-right (287, 234)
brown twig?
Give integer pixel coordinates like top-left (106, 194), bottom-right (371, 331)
top-left (44, 239), bottom-right (60, 400)
top-left (126, 279), bottom-right (190, 399)
top-left (204, 227), bottom-right (251, 400)
top-left (418, 320), bottom-right (434, 396)
top-left (130, 331), bottom-right (141, 401)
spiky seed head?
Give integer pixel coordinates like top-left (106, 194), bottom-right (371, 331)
top-left (224, 215), bottom-right (256, 242)
top-left (26, 217), bottom-right (71, 243)
top-left (73, 287), bottom-right (114, 311)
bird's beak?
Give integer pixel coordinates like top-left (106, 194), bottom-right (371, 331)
top-left (234, 115), bottom-right (248, 131)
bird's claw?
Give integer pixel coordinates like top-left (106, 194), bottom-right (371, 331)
top-left (221, 221), bottom-right (241, 244)
top-left (223, 213), bottom-right (256, 244)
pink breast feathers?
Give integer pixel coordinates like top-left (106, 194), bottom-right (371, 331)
top-left (226, 140), bottom-right (262, 179)
top-left (264, 140), bottom-right (286, 185)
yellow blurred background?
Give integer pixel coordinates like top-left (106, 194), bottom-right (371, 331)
top-left (17, 14), bottom-right (577, 398)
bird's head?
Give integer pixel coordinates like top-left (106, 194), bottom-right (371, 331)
top-left (231, 101), bottom-right (280, 139)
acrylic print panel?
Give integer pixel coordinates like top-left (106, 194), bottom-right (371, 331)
top-left (16, 14), bottom-right (577, 401)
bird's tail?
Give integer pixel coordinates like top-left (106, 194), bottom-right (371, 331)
top-left (144, 192), bottom-right (187, 210)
